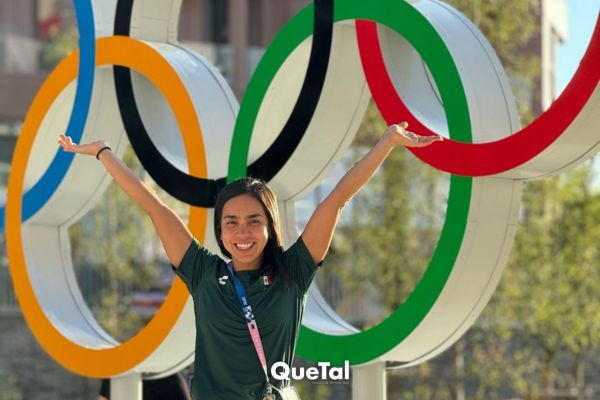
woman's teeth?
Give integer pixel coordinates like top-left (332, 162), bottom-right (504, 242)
top-left (235, 243), bottom-right (254, 250)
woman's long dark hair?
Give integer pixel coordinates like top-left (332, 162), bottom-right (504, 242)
top-left (214, 177), bottom-right (291, 288)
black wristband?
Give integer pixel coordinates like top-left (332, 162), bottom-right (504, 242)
top-left (96, 146), bottom-right (112, 160)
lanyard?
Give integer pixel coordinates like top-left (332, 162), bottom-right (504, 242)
top-left (226, 262), bottom-right (272, 391)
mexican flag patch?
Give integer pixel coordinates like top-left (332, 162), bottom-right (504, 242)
top-left (262, 275), bottom-right (273, 286)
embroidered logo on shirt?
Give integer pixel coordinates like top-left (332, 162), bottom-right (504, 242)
top-left (218, 275), bottom-right (229, 285)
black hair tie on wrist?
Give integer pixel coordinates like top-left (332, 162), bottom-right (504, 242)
top-left (96, 146), bottom-right (112, 160)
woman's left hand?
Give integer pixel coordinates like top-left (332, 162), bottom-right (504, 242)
top-left (385, 122), bottom-right (443, 148)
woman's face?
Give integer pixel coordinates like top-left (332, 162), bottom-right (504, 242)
top-left (220, 194), bottom-right (269, 270)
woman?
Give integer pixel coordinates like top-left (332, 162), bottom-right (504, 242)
top-left (58, 123), bottom-right (441, 399)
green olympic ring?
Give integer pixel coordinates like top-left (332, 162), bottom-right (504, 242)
top-left (227, 0), bottom-right (473, 365)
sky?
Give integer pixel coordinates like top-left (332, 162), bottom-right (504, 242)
top-left (556, 0), bottom-right (599, 186)
top-left (556, 0), bottom-right (600, 93)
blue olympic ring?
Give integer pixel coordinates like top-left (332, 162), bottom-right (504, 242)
top-left (0, 0), bottom-right (95, 229)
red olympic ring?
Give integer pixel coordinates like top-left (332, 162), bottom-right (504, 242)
top-left (356, 17), bottom-right (600, 176)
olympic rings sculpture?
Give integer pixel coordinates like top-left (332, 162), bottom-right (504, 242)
top-left (4, 0), bottom-right (599, 378)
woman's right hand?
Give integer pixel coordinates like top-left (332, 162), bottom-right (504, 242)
top-left (58, 134), bottom-right (109, 157)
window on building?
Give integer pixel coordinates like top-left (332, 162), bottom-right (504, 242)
top-left (205, 0), bottom-right (228, 44)
top-left (248, 0), bottom-right (263, 47)
top-left (0, 120), bottom-right (20, 193)
top-left (0, 120), bottom-right (20, 312)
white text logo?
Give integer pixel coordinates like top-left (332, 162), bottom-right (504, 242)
top-left (271, 361), bottom-right (350, 381)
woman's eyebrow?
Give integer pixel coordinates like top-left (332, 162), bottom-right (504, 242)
top-left (223, 213), bottom-right (265, 220)
top-left (246, 213), bottom-right (265, 219)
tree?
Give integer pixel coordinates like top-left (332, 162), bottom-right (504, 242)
top-left (385, 140), bottom-right (600, 399)
top-left (497, 166), bottom-right (600, 399)
top-left (445, 0), bottom-right (540, 123)
top-left (39, 27), bottom-right (79, 72)
top-left (0, 373), bottom-right (22, 400)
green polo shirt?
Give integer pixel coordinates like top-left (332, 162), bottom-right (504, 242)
top-left (174, 237), bottom-right (318, 400)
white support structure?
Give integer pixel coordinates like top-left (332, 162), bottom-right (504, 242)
top-left (352, 363), bottom-right (387, 400)
top-left (111, 373), bottom-right (142, 400)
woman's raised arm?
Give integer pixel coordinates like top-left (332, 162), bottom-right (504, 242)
top-left (58, 135), bottom-right (193, 268)
top-left (300, 123), bottom-right (442, 264)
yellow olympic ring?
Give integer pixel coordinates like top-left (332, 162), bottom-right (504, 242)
top-left (7, 36), bottom-right (208, 377)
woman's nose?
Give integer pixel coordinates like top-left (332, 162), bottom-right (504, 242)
top-left (236, 224), bottom-right (250, 235)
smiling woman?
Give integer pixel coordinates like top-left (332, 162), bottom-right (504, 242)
top-left (58, 121), bottom-right (439, 400)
